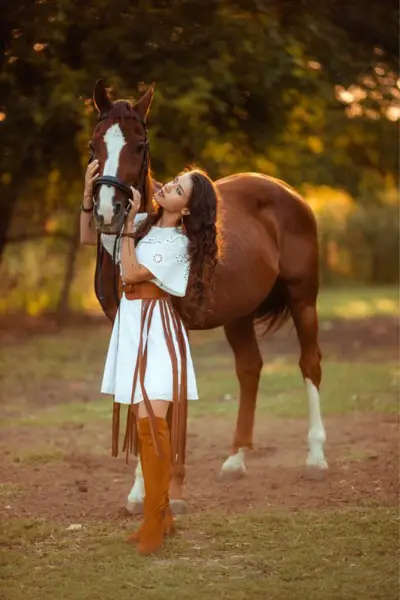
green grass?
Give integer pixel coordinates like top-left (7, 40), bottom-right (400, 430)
top-left (2, 359), bottom-right (396, 429)
top-left (192, 359), bottom-right (399, 417)
top-left (1, 508), bottom-right (398, 600)
top-left (317, 285), bottom-right (398, 319)
top-left (0, 483), bottom-right (21, 501)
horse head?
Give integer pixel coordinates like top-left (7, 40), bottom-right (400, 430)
top-left (90, 80), bottom-right (154, 234)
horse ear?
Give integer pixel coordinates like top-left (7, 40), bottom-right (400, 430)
top-left (93, 79), bottom-right (113, 114)
top-left (134, 84), bottom-right (154, 122)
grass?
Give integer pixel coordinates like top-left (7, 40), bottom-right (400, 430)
top-left (0, 483), bottom-right (21, 501)
top-left (2, 358), bottom-right (397, 428)
top-left (1, 508), bottom-right (398, 600)
top-left (0, 285), bottom-right (398, 600)
top-left (316, 285), bottom-right (398, 319)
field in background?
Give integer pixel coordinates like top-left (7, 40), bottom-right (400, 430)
top-left (0, 286), bottom-right (398, 600)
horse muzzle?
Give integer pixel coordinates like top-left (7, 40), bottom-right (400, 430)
top-left (93, 202), bottom-right (126, 235)
top-left (92, 175), bottom-right (133, 234)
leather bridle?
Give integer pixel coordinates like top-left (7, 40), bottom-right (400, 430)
top-left (91, 109), bottom-right (151, 311)
top-left (91, 110), bottom-right (150, 213)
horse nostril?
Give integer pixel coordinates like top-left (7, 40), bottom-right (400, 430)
top-left (114, 201), bottom-right (122, 215)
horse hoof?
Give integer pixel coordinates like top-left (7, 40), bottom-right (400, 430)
top-left (125, 499), bottom-right (144, 515)
top-left (170, 499), bottom-right (187, 515)
top-left (306, 456), bottom-right (328, 470)
top-left (305, 462), bottom-right (328, 481)
top-left (218, 467), bottom-right (245, 482)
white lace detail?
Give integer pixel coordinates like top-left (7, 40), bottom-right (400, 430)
top-left (140, 232), bottom-right (183, 246)
top-left (141, 237), bottom-right (159, 244)
top-left (134, 226), bottom-right (189, 296)
top-left (153, 253), bottom-right (163, 264)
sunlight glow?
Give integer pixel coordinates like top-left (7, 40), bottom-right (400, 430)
top-left (386, 105), bottom-right (400, 121)
top-left (33, 43), bottom-right (47, 52)
top-left (307, 60), bottom-right (322, 70)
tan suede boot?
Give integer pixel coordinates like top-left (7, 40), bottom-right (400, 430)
top-left (127, 506), bottom-right (174, 544)
top-left (126, 417), bottom-right (175, 554)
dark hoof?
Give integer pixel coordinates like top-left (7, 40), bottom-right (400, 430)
top-left (170, 499), bottom-right (187, 515)
top-left (125, 500), bottom-right (143, 515)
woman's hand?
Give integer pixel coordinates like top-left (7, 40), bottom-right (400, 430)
top-left (83, 160), bottom-right (99, 203)
top-left (126, 187), bottom-right (141, 227)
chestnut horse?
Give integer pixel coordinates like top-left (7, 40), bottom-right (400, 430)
top-left (89, 81), bottom-right (327, 514)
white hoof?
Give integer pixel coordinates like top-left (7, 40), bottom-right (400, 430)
top-left (126, 499), bottom-right (143, 514)
top-left (219, 449), bottom-right (246, 481)
top-left (306, 454), bottom-right (328, 470)
top-left (170, 499), bottom-right (187, 515)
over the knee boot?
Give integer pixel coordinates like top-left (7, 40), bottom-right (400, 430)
top-left (127, 430), bottom-right (174, 544)
top-left (127, 417), bottom-right (174, 554)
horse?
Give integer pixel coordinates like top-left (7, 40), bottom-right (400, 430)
top-left (89, 80), bottom-right (327, 514)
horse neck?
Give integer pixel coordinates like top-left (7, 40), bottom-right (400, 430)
top-left (142, 171), bottom-right (154, 212)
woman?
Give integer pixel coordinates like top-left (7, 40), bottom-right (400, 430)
top-left (80, 161), bottom-right (220, 555)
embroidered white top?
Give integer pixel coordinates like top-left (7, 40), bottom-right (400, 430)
top-left (100, 213), bottom-right (198, 405)
top-left (100, 213), bottom-right (190, 296)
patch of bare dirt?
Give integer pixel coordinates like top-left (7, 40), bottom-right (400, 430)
top-left (1, 413), bottom-right (398, 524)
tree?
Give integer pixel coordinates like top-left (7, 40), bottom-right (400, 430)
top-left (0, 0), bottom-right (398, 264)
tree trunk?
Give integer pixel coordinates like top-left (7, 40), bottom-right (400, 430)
top-left (54, 213), bottom-right (81, 325)
top-left (0, 186), bottom-right (17, 266)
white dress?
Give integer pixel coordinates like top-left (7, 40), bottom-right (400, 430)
top-left (100, 214), bottom-right (199, 404)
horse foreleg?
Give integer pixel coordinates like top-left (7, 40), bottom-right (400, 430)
top-left (220, 317), bottom-right (263, 481)
top-left (169, 464), bottom-right (187, 514)
top-left (126, 458), bottom-right (145, 514)
top-left (126, 459), bottom-right (187, 516)
top-left (288, 285), bottom-right (328, 470)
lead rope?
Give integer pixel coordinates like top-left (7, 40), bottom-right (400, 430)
top-left (111, 232), bottom-right (122, 457)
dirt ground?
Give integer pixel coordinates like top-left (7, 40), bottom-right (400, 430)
top-left (0, 315), bottom-right (398, 525)
top-left (1, 412), bottom-right (398, 523)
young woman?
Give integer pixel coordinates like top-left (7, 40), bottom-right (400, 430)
top-left (80, 161), bottom-right (220, 555)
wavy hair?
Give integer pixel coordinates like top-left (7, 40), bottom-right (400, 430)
top-left (134, 168), bottom-right (220, 317)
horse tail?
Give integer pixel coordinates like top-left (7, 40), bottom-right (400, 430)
top-left (253, 277), bottom-right (291, 335)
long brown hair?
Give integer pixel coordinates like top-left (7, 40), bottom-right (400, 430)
top-left (135, 168), bottom-right (220, 315)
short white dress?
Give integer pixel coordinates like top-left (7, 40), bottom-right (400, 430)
top-left (100, 214), bottom-right (199, 404)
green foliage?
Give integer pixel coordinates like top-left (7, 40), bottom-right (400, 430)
top-left (0, 0), bottom-right (398, 312)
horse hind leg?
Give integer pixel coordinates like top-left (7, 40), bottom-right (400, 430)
top-left (219, 316), bottom-right (263, 481)
top-left (287, 281), bottom-right (328, 470)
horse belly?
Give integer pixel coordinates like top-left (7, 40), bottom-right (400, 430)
top-left (183, 247), bottom-right (278, 330)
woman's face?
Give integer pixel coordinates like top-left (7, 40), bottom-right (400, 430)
top-left (155, 173), bottom-right (193, 213)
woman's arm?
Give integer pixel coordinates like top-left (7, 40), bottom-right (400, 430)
top-left (80, 160), bottom-right (99, 246)
top-left (121, 188), bottom-right (154, 284)
top-left (121, 220), bottom-right (154, 285)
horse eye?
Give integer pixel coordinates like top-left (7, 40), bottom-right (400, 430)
top-left (136, 142), bottom-right (145, 151)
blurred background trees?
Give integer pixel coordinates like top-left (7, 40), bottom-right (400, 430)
top-left (0, 0), bottom-right (398, 318)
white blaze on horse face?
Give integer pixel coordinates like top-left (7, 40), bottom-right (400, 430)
top-left (97, 123), bottom-right (126, 224)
